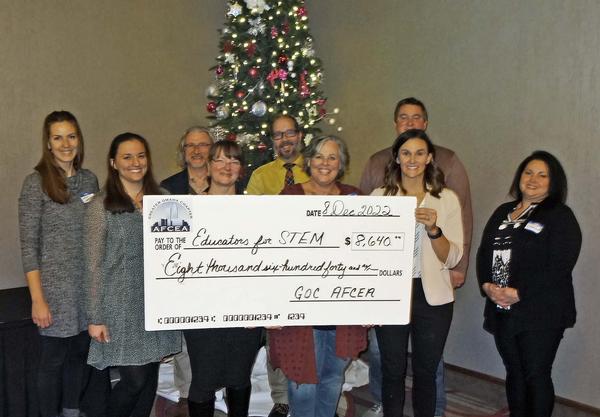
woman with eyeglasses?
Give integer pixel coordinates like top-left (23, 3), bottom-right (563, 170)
top-left (19, 110), bottom-right (102, 417)
top-left (268, 135), bottom-right (367, 417)
top-left (371, 129), bottom-right (463, 417)
top-left (184, 141), bottom-right (262, 417)
top-left (85, 133), bottom-right (181, 417)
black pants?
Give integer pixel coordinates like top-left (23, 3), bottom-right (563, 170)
top-left (37, 331), bottom-right (91, 417)
top-left (376, 280), bottom-right (453, 417)
top-left (108, 362), bottom-right (160, 417)
top-left (187, 386), bottom-right (252, 417)
top-left (494, 323), bottom-right (564, 417)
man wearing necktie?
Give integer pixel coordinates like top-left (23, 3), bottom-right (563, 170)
top-left (245, 114), bottom-right (309, 417)
top-left (246, 115), bottom-right (309, 195)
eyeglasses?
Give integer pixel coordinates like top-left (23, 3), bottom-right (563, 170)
top-left (396, 114), bottom-right (425, 123)
top-left (272, 129), bottom-right (298, 140)
top-left (211, 158), bottom-right (241, 168)
top-left (184, 143), bottom-right (211, 150)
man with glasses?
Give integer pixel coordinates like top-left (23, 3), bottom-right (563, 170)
top-left (359, 97), bottom-right (472, 417)
top-left (161, 126), bottom-right (214, 195)
top-left (246, 114), bottom-right (309, 195)
top-left (246, 115), bottom-right (309, 417)
top-left (159, 126), bottom-right (214, 408)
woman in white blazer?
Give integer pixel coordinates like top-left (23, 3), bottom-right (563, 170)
top-left (370, 129), bottom-right (463, 417)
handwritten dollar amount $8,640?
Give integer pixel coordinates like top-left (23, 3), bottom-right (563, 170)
top-left (344, 232), bottom-right (406, 251)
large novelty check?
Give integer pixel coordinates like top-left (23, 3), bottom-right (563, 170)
top-left (143, 195), bottom-right (416, 330)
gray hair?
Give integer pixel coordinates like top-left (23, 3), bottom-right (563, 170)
top-left (176, 126), bottom-right (214, 168)
top-left (303, 135), bottom-right (350, 180)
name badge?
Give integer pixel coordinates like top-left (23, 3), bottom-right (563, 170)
top-left (80, 192), bottom-right (94, 204)
top-left (525, 221), bottom-right (544, 234)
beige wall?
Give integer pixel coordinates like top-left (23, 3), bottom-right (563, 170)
top-left (2, 0), bottom-right (598, 407)
top-left (309, 0), bottom-right (599, 407)
top-left (1, 0), bottom-right (226, 288)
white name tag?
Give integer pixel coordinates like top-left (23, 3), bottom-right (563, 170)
top-left (80, 192), bottom-right (94, 204)
top-left (525, 221), bottom-right (544, 234)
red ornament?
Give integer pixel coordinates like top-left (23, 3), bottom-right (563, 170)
top-left (235, 90), bottom-right (246, 99)
top-left (316, 98), bottom-right (327, 106)
top-left (278, 54), bottom-right (288, 65)
top-left (281, 21), bottom-right (290, 35)
top-left (246, 43), bottom-right (257, 57)
top-left (297, 6), bottom-right (306, 17)
top-left (226, 133), bottom-right (237, 141)
top-left (257, 142), bottom-right (267, 152)
top-left (266, 69), bottom-right (279, 86)
top-left (249, 67), bottom-right (259, 78)
top-left (206, 101), bottom-right (217, 113)
top-left (299, 72), bottom-right (310, 98)
top-left (215, 65), bottom-right (224, 76)
top-left (223, 41), bottom-right (234, 53)
top-left (270, 26), bottom-right (278, 39)
top-left (278, 69), bottom-right (288, 81)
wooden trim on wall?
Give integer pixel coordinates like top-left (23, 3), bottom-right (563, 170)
top-left (445, 362), bottom-right (600, 416)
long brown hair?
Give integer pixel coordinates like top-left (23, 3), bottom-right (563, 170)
top-left (34, 111), bottom-right (84, 203)
top-left (382, 129), bottom-right (445, 197)
top-left (104, 132), bottom-right (161, 213)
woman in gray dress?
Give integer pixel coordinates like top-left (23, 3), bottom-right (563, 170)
top-left (85, 132), bottom-right (181, 417)
top-left (19, 111), bottom-right (100, 417)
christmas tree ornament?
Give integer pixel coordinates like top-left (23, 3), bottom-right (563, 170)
top-left (223, 41), bottom-right (234, 53)
top-left (205, 84), bottom-right (219, 97)
top-left (215, 65), bottom-right (224, 76)
top-left (299, 72), bottom-right (310, 98)
top-left (248, 17), bottom-right (266, 35)
top-left (216, 105), bottom-right (230, 120)
top-left (226, 132), bottom-right (237, 141)
top-left (266, 69), bottom-right (279, 86)
top-left (296, 6), bottom-right (307, 17)
top-left (206, 101), bottom-right (217, 113)
top-left (246, 42), bottom-right (257, 56)
top-left (257, 142), bottom-right (267, 151)
top-left (287, 60), bottom-right (294, 71)
top-left (227, 2), bottom-right (243, 17)
top-left (257, 81), bottom-right (266, 95)
top-left (224, 53), bottom-right (236, 64)
top-left (244, 0), bottom-right (269, 14)
top-left (270, 26), bottom-right (278, 39)
top-left (278, 53), bottom-right (288, 64)
top-left (251, 101), bottom-right (267, 117)
top-left (248, 67), bottom-right (259, 78)
top-left (210, 126), bottom-right (228, 141)
top-left (235, 90), bottom-right (246, 99)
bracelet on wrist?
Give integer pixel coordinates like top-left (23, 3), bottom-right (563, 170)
top-left (427, 226), bottom-right (443, 239)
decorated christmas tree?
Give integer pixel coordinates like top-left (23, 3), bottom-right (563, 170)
top-left (205, 0), bottom-right (339, 185)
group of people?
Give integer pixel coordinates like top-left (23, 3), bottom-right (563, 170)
top-left (18, 96), bottom-right (581, 417)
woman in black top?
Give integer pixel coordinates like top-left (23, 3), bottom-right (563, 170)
top-left (184, 141), bottom-right (261, 417)
top-left (476, 150), bottom-right (582, 417)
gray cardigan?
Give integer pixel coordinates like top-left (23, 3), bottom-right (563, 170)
top-left (19, 169), bottom-right (99, 337)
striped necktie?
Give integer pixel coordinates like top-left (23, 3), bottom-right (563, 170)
top-left (284, 163), bottom-right (295, 187)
